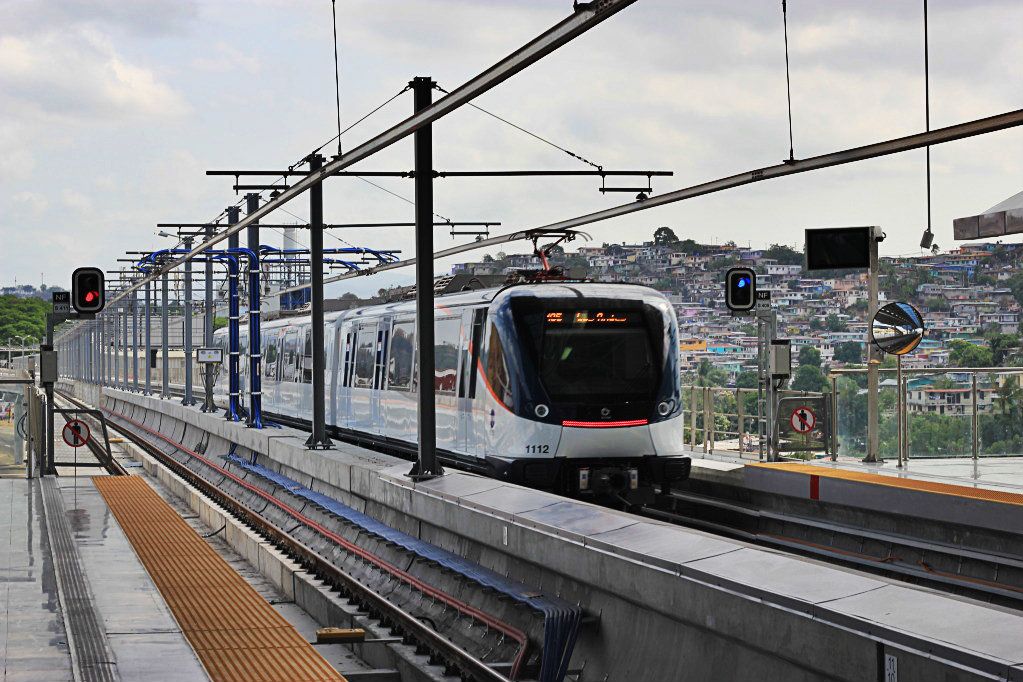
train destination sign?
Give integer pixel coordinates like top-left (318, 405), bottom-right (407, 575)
top-left (871, 302), bottom-right (925, 356)
top-left (545, 311), bottom-right (635, 326)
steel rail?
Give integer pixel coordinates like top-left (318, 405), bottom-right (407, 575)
top-left (98, 402), bottom-right (517, 682)
top-left (98, 0), bottom-right (638, 309)
top-left (258, 107), bottom-right (1023, 299)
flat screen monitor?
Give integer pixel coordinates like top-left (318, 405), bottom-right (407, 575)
top-left (804, 226), bottom-right (871, 271)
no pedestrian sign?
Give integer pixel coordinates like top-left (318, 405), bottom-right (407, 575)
top-left (789, 406), bottom-right (816, 434)
top-left (62, 419), bottom-right (90, 448)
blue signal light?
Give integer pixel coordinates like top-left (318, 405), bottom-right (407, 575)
top-left (737, 278), bottom-right (748, 288)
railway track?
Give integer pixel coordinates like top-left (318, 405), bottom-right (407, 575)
top-left (70, 385), bottom-right (1023, 614)
top-left (55, 388), bottom-right (568, 682)
top-left (643, 488), bottom-right (1023, 610)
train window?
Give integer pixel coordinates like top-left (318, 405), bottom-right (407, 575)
top-left (435, 317), bottom-right (461, 394)
top-left (302, 327), bottom-right (313, 383)
top-left (263, 333), bottom-right (279, 379)
top-left (538, 316), bottom-right (656, 403)
top-left (282, 331), bottom-right (299, 382)
top-left (353, 327), bottom-right (376, 388)
top-left (460, 309), bottom-right (486, 398)
top-left (387, 321), bottom-right (415, 391)
top-left (485, 322), bottom-right (513, 408)
top-left (341, 331), bottom-right (355, 387)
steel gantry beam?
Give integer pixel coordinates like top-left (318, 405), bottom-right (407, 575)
top-left (95, 0), bottom-right (639, 307)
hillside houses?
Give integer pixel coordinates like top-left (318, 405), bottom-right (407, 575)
top-left (451, 237), bottom-right (1023, 384)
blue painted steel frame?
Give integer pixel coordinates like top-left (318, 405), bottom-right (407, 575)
top-left (139, 249), bottom-right (246, 423)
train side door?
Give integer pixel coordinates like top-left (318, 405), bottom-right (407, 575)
top-left (326, 320), bottom-right (339, 426)
top-left (262, 328), bottom-right (281, 407)
top-left (351, 322), bottom-right (377, 431)
top-left (370, 318), bottom-right (390, 433)
top-left (280, 328), bottom-right (300, 418)
top-left (337, 324), bottom-right (356, 429)
top-left (459, 308), bottom-right (487, 457)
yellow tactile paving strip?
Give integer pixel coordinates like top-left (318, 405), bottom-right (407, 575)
top-left (753, 462), bottom-right (1023, 506)
top-left (93, 476), bottom-right (346, 682)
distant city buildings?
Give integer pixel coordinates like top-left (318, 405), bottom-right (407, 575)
top-left (452, 237), bottom-right (1023, 384)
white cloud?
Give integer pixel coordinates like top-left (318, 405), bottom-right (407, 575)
top-left (0, 32), bottom-right (189, 121)
top-left (1, 0), bottom-right (1022, 288)
top-left (11, 191), bottom-right (48, 215)
top-left (191, 43), bottom-right (261, 74)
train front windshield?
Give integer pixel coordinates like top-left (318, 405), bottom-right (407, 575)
top-left (537, 310), bottom-right (657, 403)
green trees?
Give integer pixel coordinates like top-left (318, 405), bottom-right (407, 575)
top-left (653, 226), bottom-right (679, 245)
top-left (791, 364), bottom-right (829, 392)
top-left (833, 341), bottom-right (863, 364)
top-left (0, 296), bottom-right (48, 345)
top-left (985, 332), bottom-right (1021, 366)
top-left (694, 359), bottom-right (728, 387)
top-left (1008, 273), bottom-right (1023, 308)
top-left (948, 340), bottom-right (993, 368)
top-left (763, 244), bottom-right (803, 265)
top-left (735, 371), bottom-right (759, 389)
top-left (798, 346), bottom-right (822, 367)
top-left (825, 314), bottom-right (847, 332)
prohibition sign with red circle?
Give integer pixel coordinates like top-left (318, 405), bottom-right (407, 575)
top-left (789, 406), bottom-right (816, 434)
top-left (62, 419), bottom-right (90, 448)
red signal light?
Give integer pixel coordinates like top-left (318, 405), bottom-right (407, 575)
top-left (71, 267), bottom-right (105, 313)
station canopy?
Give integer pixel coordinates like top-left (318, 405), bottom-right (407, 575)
top-left (954, 188), bottom-right (1023, 240)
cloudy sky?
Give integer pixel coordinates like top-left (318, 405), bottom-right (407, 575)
top-left (2, 0), bottom-right (1022, 296)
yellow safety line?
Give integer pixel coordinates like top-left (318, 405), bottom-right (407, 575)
top-left (94, 476), bottom-right (346, 682)
top-left (753, 462), bottom-right (1023, 506)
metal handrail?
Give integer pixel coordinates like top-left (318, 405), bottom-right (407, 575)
top-left (830, 366), bottom-right (1023, 462)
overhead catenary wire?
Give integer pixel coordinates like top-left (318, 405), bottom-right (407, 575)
top-left (435, 84), bottom-right (604, 171)
top-left (782, 0), bottom-right (795, 162)
top-left (356, 174), bottom-right (452, 222)
top-left (331, 0), bottom-right (343, 157)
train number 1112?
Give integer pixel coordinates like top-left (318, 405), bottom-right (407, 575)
top-left (525, 444), bottom-right (550, 454)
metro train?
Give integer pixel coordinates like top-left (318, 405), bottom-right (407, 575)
top-left (213, 281), bottom-right (691, 501)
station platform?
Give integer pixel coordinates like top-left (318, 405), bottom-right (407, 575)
top-left (688, 452), bottom-right (1023, 534)
top-left (59, 381), bottom-right (1023, 681)
top-left (0, 471), bottom-right (354, 681)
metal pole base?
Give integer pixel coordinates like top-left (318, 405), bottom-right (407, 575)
top-left (407, 461), bottom-right (444, 480)
top-left (304, 434), bottom-right (333, 450)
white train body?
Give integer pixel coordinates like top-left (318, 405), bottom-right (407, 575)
top-left (214, 282), bottom-right (690, 497)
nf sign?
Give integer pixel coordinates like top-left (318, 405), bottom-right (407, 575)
top-left (52, 291), bottom-right (71, 315)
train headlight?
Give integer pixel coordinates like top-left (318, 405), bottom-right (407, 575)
top-left (578, 467), bottom-right (590, 491)
top-left (628, 468), bottom-right (639, 490)
top-left (657, 400), bottom-right (674, 417)
top-left (534, 404), bottom-right (549, 418)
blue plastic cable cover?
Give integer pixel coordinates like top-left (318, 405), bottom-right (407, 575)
top-left (224, 454), bottom-right (581, 682)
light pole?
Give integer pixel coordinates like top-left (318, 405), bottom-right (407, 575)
top-left (14, 335), bottom-right (35, 369)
